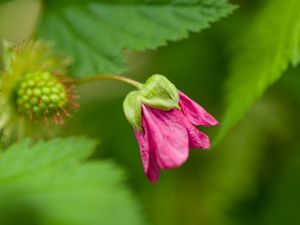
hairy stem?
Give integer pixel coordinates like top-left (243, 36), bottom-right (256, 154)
top-left (75, 75), bottom-right (143, 89)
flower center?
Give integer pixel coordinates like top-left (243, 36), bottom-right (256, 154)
top-left (16, 71), bottom-right (68, 118)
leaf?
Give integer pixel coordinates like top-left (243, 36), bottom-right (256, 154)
top-left (140, 74), bottom-right (179, 110)
top-left (0, 0), bottom-right (12, 4)
top-left (260, 146), bottom-right (300, 225)
top-left (0, 137), bottom-right (145, 225)
top-left (123, 90), bottom-right (142, 130)
top-left (37, 0), bottom-right (235, 77)
top-left (216, 0), bottom-right (300, 143)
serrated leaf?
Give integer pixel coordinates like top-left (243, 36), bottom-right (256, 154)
top-left (123, 90), bottom-right (142, 130)
top-left (0, 137), bottom-right (145, 225)
top-left (216, 0), bottom-right (300, 143)
top-left (37, 0), bottom-right (235, 77)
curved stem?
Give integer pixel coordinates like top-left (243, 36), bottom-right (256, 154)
top-left (75, 75), bottom-right (143, 89)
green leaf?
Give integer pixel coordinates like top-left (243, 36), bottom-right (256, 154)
top-left (0, 0), bottom-right (12, 4)
top-left (0, 137), bottom-right (145, 225)
top-left (216, 0), bottom-right (300, 143)
top-left (260, 146), bottom-right (300, 225)
top-left (141, 74), bottom-right (179, 110)
top-left (37, 0), bottom-right (235, 77)
top-left (123, 90), bottom-right (142, 130)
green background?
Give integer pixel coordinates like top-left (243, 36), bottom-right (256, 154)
top-left (1, 0), bottom-right (300, 225)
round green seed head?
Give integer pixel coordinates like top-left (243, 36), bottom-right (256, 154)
top-left (15, 71), bottom-right (69, 118)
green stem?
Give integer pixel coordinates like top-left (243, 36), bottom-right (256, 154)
top-left (75, 75), bottom-right (143, 89)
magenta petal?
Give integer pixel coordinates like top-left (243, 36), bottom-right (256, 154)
top-left (179, 91), bottom-right (218, 126)
top-left (142, 105), bottom-right (189, 170)
top-left (184, 121), bottom-right (211, 149)
top-left (134, 126), bottom-right (160, 184)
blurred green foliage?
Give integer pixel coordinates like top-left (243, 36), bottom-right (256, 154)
top-left (217, 0), bottom-right (300, 143)
top-left (0, 0), bottom-right (300, 225)
top-left (37, 0), bottom-right (235, 76)
top-left (0, 137), bottom-right (145, 225)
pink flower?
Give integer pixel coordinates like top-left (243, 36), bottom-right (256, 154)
top-left (134, 92), bottom-right (218, 183)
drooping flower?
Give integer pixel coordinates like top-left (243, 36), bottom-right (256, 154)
top-left (0, 40), bottom-right (78, 144)
top-left (123, 75), bottom-right (218, 183)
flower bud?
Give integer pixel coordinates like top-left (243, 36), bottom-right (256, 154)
top-left (123, 74), bottom-right (179, 130)
top-left (140, 74), bottom-right (179, 110)
top-left (15, 71), bottom-right (75, 123)
top-left (0, 40), bottom-right (78, 143)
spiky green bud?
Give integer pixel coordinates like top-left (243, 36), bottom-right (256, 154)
top-left (0, 39), bottom-right (77, 144)
top-left (15, 71), bottom-right (69, 118)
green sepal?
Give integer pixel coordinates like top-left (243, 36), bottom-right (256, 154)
top-left (2, 40), bottom-right (14, 73)
top-left (140, 74), bottom-right (179, 110)
top-left (123, 90), bottom-right (142, 131)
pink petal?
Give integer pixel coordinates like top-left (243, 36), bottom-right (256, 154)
top-left (134, 125), bottom-right (160, 184)
top-left (142, 105), bottom-right (189, 170)
top-left (179, 91), bottom-right (218, 126)
top-left (183, 119), bottom-right (211, 149)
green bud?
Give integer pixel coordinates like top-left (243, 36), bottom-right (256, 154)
top-left (123, 74), bottom-right (181, 130)
top-left (123, 91), bottom-right (142, 131)
top-left (15, 71), bottom-right (69, 118)
top-left (140, 74), bottom-right (179, 110)
top-left (0, 40), bottom-right (76, 144)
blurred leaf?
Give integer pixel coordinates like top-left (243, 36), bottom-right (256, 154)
top-left (216, 0), bottom-right (300, 143)
top-left (0, 0), bottom-right (12, 4)
top-left (38, 0), bottom-right (235, 77)
top-left (0, 137), bottom-right (145, 225)
top-left (260, 145), bottom-right (300, 225)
